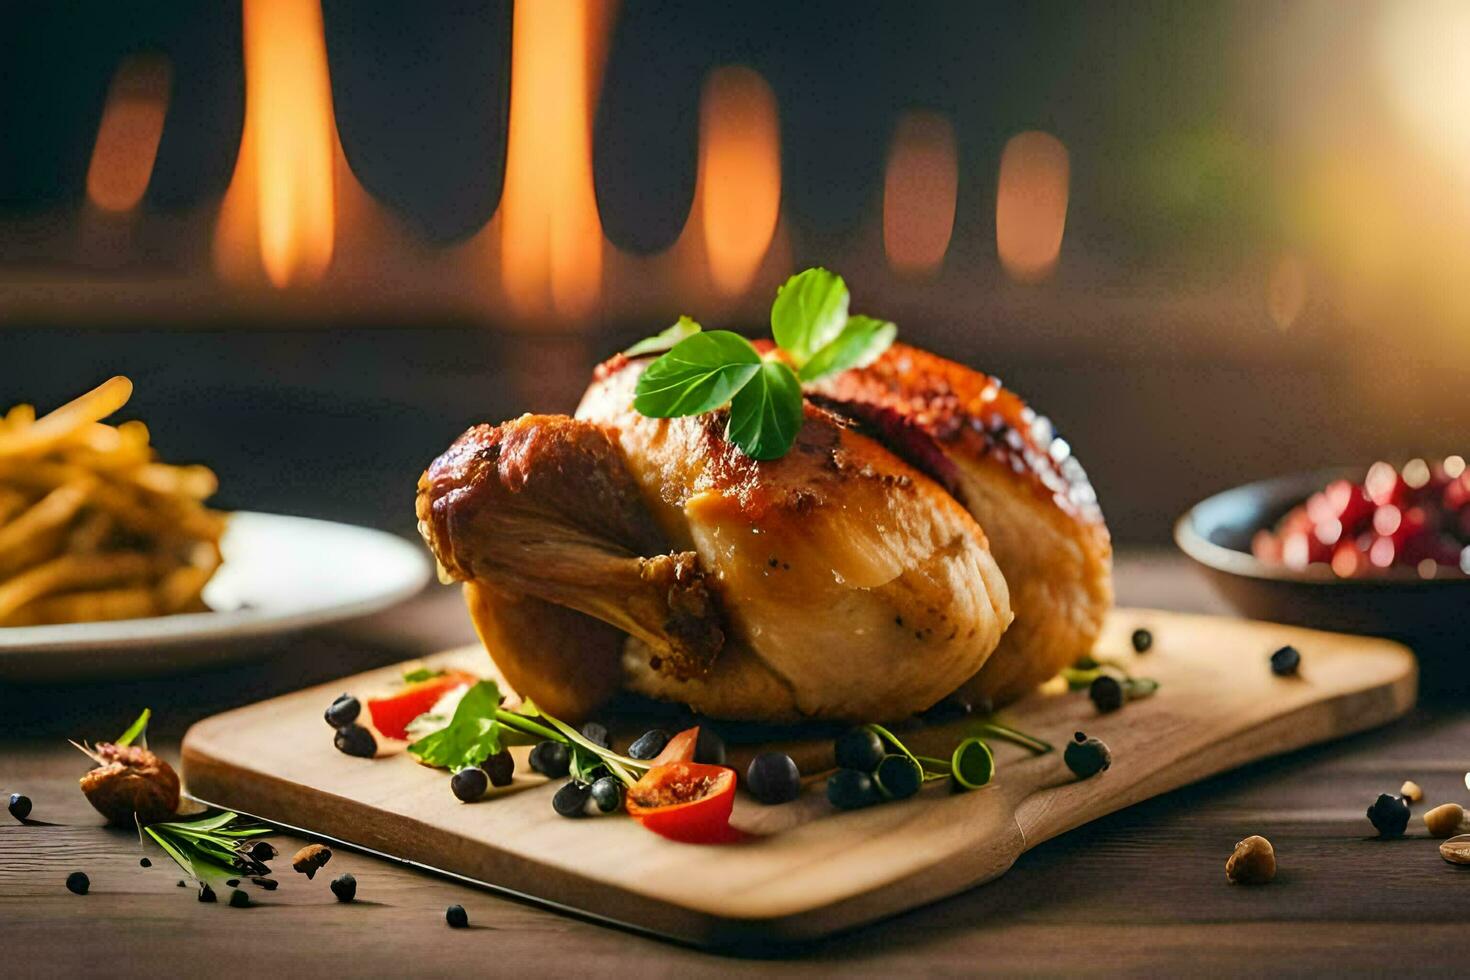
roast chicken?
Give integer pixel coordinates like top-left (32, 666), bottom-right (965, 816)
top-left (417, 341), bottom-right (1110, 723)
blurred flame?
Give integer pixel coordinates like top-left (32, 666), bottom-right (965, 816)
top-left (883, 111), bottom-right (957, 276)
top-left (996, 131), bottom-right (1069, 283)
top-left (214, 0), bottom-right (335, 288)
top-left (1267, 253), bottom-right (1308, 330)
top-left (500, 0), bottom-right (604, 321)
top-left (86, 54), bottom-right (172, 213)
top-left (698, 66), bottom-right (781, 297)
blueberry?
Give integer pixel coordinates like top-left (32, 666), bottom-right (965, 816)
top-left (1366, 793), bottom-right (1410, 838)
top-left (482, 749), bottom-right (515, 787)
top-left (1064, 731), bottom-right (1112, 779)
top-left (229, 888), bottom-right (251, 908)
top-left (920, 693), bottom-right (974, 724)
top-left (333, 723), bottom-right (376, 758)
top-left (627, 729), bottom-right (671, 760)
top-left (694, 726), bottom-right (726, 765)
top-left (1131, 628), bottom-right (1154, 653)
top-left (529, 740), bottom-right (570, 777)
top-left (451, 767), bottom-right (489, 803)
top-left (1089, 674), bottom-right (1125, 713)
top-left (446, 904), bottom-right (469, 928)
top-left (65, 871), bottom-right (89, 895)
top-left (589, 776), bottom-right (623, 814)
top-left (746, 752), bottom-right (801, 805)
top-left (552, 781), bottom-right (591, 818)
top-left (324, 694), bottom-right (360, 728)
top-left (827, 769), bottom-right (882, 810)
top-left (579, 722), bottom-right (611, 749)
top-left (8, 793), bottom-right (32, 821)
top-left (198, 882), bottom-right (217, 903)
top-left (330, 873), bottom-right (357, 903)
top-left (834, 728), bottom-right (885, 773)
top-left (874, 755), bottom-right (922, 801)
top-left (1270, 645), bottom-right (1301, 676)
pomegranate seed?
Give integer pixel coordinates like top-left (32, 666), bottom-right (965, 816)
top-left (1331, 539), bottom-right (1367, 578)
top-left (1365, 462), bottom-right (1405, 507)
top-left (1312, 518), bottom-right (1343, 547)
top-left (1305, 492), bottom-right (1336, 526)
top-left (1369, 536), bottom-right (1396, 568)
top-left (1373, 505), bottom-right (1402, 537)
top-left (1252, 530), bottom-right (1282, 563)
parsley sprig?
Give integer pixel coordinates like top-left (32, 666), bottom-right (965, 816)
top-left (628, 268), bottom-right (896, 460)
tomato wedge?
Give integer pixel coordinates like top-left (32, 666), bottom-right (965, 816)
top-left (626, 761), bottom-right (740, 843)
top-left (366, 669), bottom-right (478, 741)
top-left (650, 726), bottom-right (700, 765)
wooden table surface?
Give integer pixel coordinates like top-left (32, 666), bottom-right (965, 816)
top-left (2, 550), bottom-right (1466, 976)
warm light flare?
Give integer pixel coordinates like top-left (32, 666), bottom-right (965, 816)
top-left (996, 131), bottom-right (1069, 283)
top-left (883, 111), bottom-right (957, 276)
top-left (1267, 253), bottom-right (1308, 330)
top-left (86, 54), bottom-right (172, 213)
top-left (500, 0), bottom-right (604, 321)
top-left (1378, 0), bottom-right (1470, 180)
top-left (215, 0), bottom-right (335, 288)
top-left (699, 66), bottom-right (781, 297)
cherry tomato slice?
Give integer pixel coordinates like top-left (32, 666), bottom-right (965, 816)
top-left (366, 670), bottom-right (478, 741)
top-left (650, 726), bottom-right (700, 766)
top-left (626, 761), bottom-right (740, 844)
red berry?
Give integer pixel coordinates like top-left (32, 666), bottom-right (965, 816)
top-left (1368, 536), bottom-right (1396, 569)
top-left (1324, 480), bottom-right (1374, 530)
top-left (1365, 462), bottom-right (1406, 507)
top-left (1331, 539), bottom-right (1368, 578)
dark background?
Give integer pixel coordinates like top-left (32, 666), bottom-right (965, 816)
top-left (2, 2), bottom-right (1466, 542)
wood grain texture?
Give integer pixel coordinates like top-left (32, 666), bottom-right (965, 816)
top-left (179, 608), bottom-right (1416, 946)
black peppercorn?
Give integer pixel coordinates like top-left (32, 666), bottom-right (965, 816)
top-left (229, 888), bottom-right (251, 908)
top-left (330, 873), bottom-right (357, 903)
top-left (1131, 628), bottom-right (1153, 653)
top-left (1064, 732), bottom-right (1112, 779)
top-left (446, 904), bottom-right (469, 928)
top-left (1270, 645), bottom-right (1301, 676)
top-left (1366, 793), bottom-right (1410, 838)
top-left (65, 871), bottom-right (89, 895)
top-left (1089, 674), bottom-right (1125, 713)
top-left (138, 857), bottom-right (151, 868)
top-left (198, 882), bottom-right (217, 903)
top-left (8, 793), bottom-right (32, 822)
top-left (333, 723), bottom-right (376, 758)
top-left (324, 694), bottom-right (360, 729)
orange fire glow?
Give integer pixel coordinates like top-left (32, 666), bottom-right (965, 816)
top-left (214, 0), bottom-right (336, 288)
top-left (883, 111), bottom-right (958, 276)
top-left (698, 66), bottom-right (781, 297)
top-left (86, 54), bottom-right (172, 213)
top-left (499, 0), bottom-right (605, 321)
top-left (996, 131), bottom-right (1070, 283)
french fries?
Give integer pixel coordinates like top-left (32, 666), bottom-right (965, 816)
top-left (0, 378), bottom-right (227, 627)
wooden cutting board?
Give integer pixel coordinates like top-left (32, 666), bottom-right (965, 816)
top-left (180, 608), bottom-right (1415, 947)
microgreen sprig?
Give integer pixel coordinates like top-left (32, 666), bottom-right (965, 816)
top-left (139, 810), bottom-right (275, 884)
top-left (628, 268), bottom-right (896, 460)
top-left (860, 716), bottom-right (1053, 792)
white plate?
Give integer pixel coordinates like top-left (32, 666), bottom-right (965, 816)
top-left (0, 511), bottom-right (432, 682)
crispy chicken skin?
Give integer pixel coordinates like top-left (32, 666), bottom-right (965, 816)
top-left (417, 415), bottom-right (724, 717)
top-left (808, 342), bottom-right (1113, 705)
top-left (576, 357), bottom-right (1012, 721)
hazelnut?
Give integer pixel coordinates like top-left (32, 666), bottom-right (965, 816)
top-left (1424, 802), bottom-right (1465, 839)
top-left (77, 743), bottom-right (180, 826)
top-left (1225, 835), bottom-right (1276, 885)
top-left (1400, 780), bottom-right (1423, 803)
top-left (292, 843), bottom-right (333, 879)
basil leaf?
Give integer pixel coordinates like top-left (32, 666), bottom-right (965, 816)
top-left (633, 331), bottom-right (762, 417)
top-left (625, 315), bottom-right (702, 357)
top-left (799, 315), bottom-right (897, 381)
top-left (770, 268), bottom-right (849, 366)
top-left (408, 680), bottom-right (504, 770)
top-left (115, 708), bottom-right (150, 748)
top-left (727, 360), bottom-right (804, 460)
top-left (402, 667), bottom-right (444, 684)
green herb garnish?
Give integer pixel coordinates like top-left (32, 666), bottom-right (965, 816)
top-left (629, 268), bottom-right (896, 460)
top-left (402, 667), bottom-right (445, 684)
top-left (141, 810), bottom-right (275, 884)
top-left (856, 716), bottom-right (1051, 792)
top-left (114, 708), bottom-right (150, 748)
top-left (405, 681), bottom-right (647, 785)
